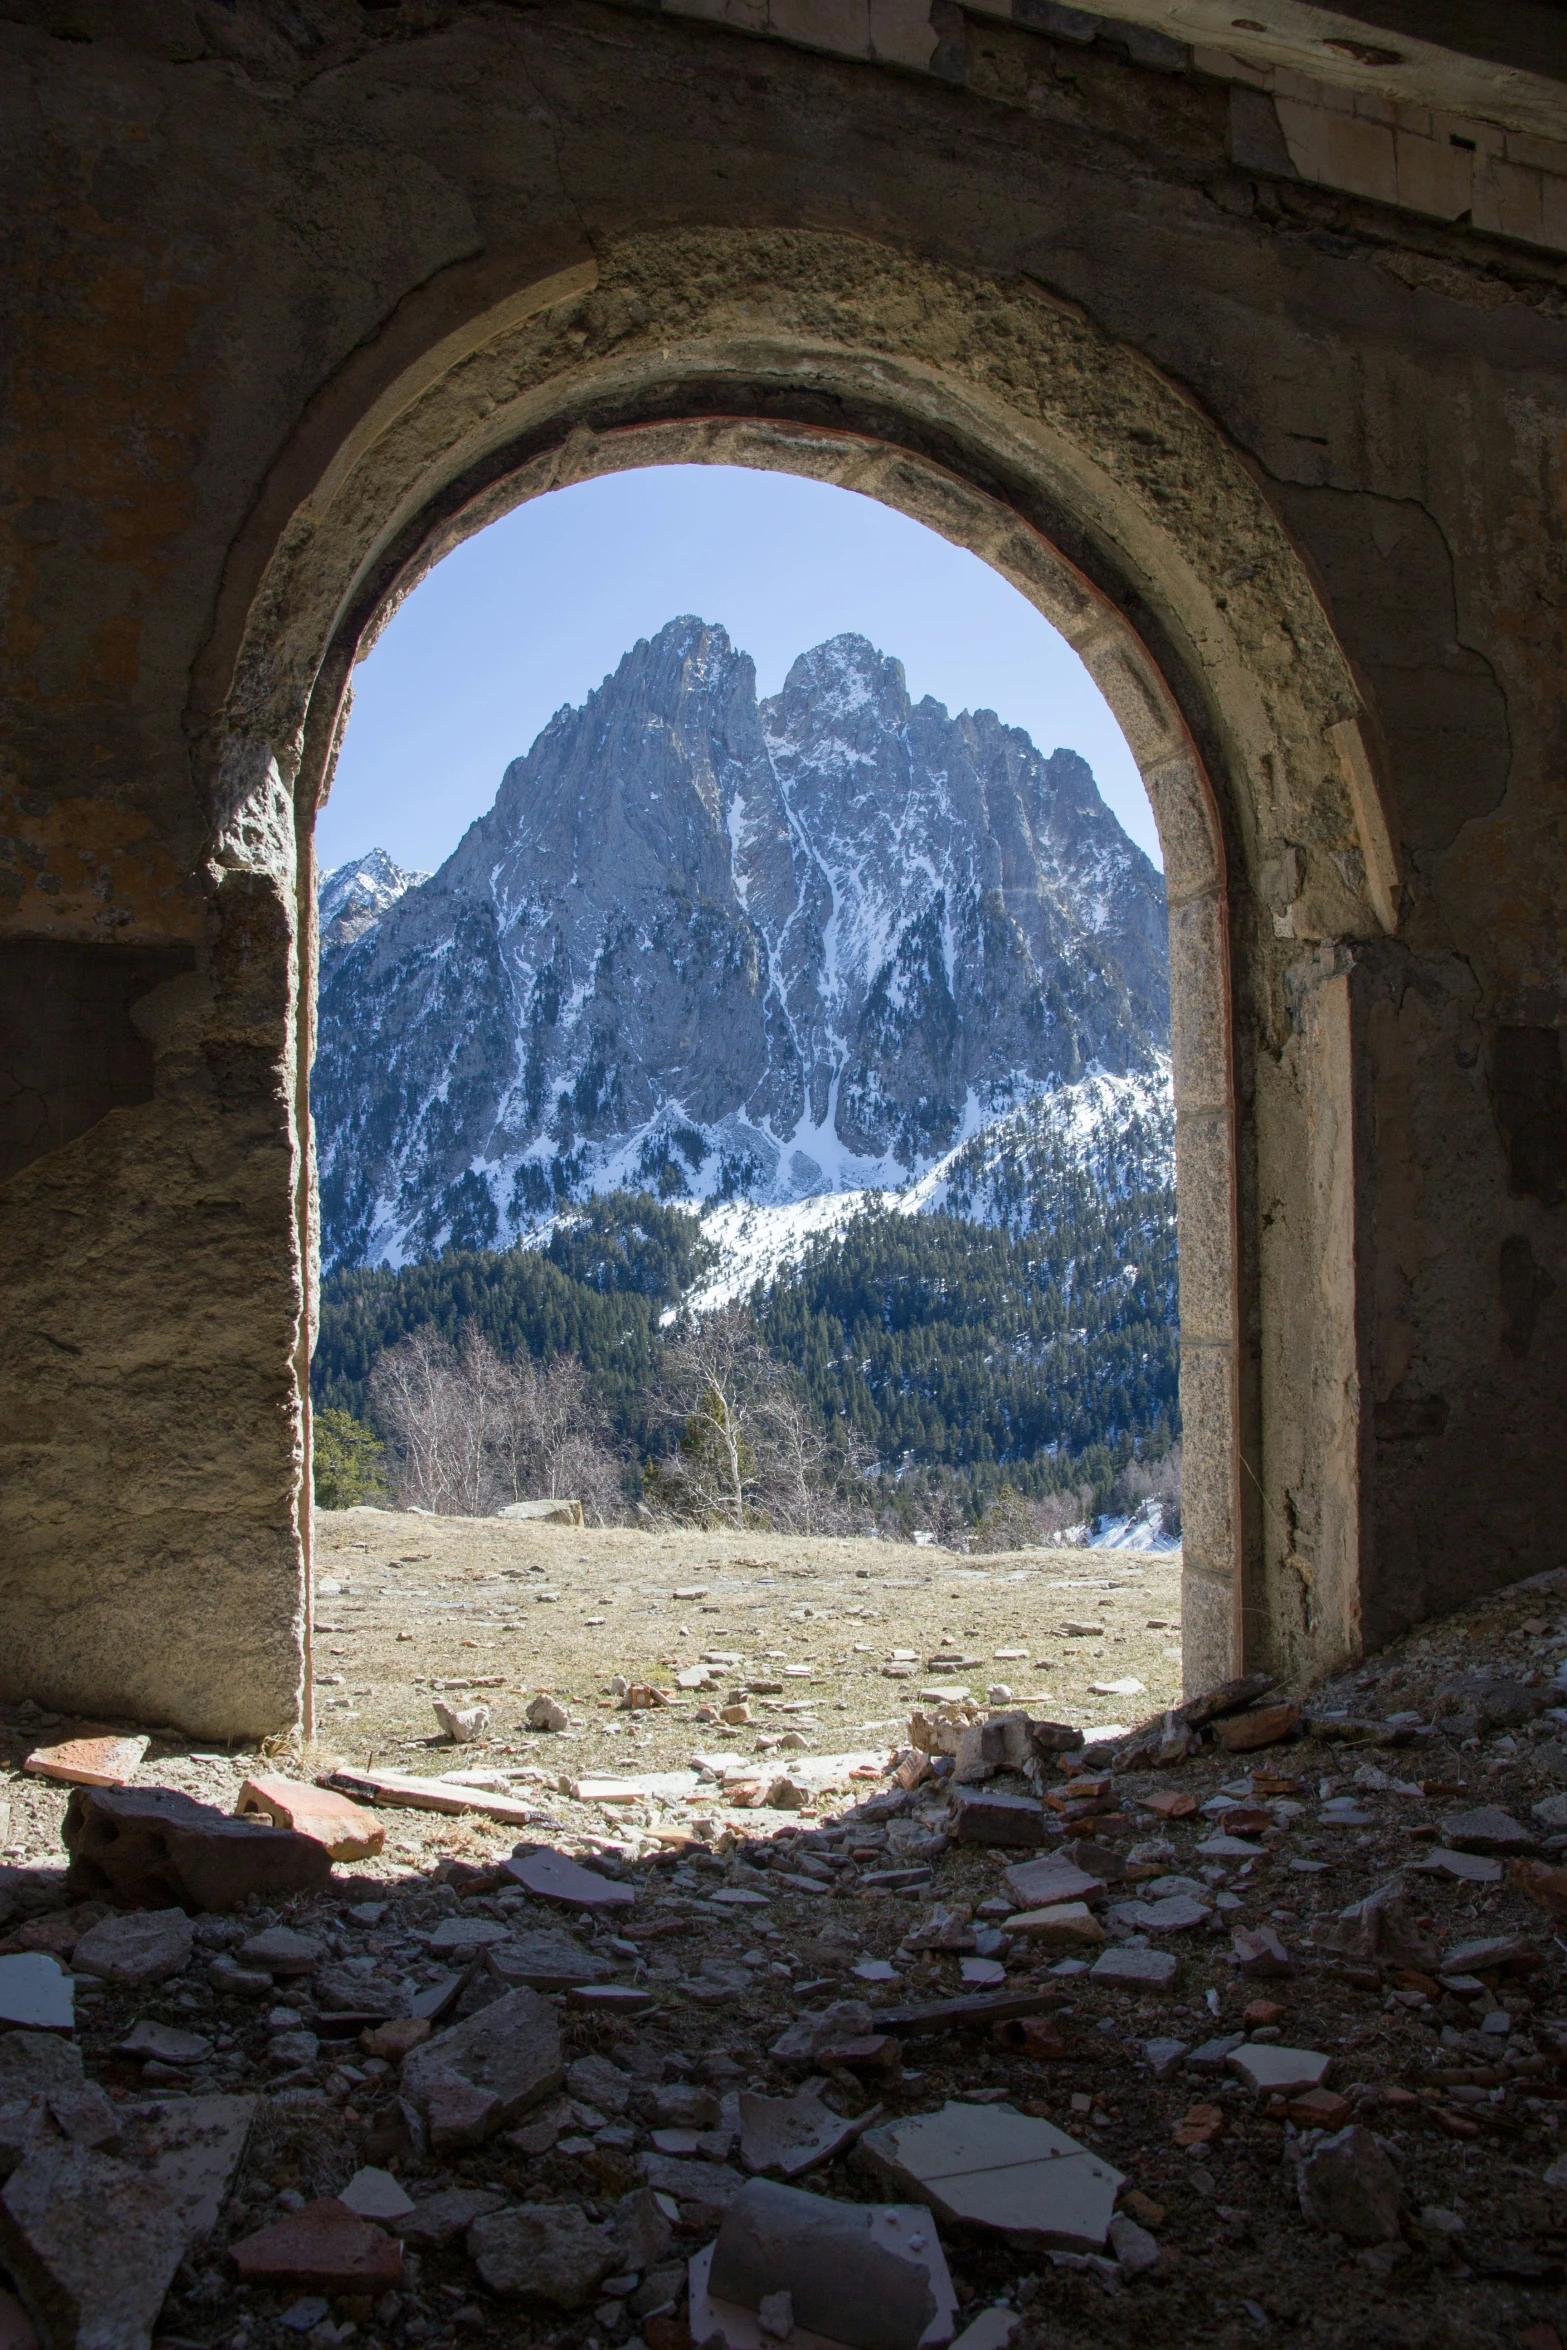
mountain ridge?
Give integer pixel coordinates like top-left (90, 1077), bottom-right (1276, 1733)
top-left (315, 616), bottom-right (1168, 1272)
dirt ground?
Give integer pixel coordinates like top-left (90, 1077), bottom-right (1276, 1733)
top-left (306, 1511), bottom-right (1184, 1813)
top-left (5, 1520), bottom-right (1567, 2350)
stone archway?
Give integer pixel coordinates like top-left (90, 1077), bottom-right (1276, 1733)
top-left (196, 226), bottom-right (1397, 1735)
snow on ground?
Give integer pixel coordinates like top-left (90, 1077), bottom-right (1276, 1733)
top-left (1071, 1499), bottom-right (1182, 1553)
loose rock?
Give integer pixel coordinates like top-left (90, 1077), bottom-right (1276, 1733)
top-left (1296, 2124), bottom-right (1403, 2245)
top-left (62, 1786), bottom-right (330, 1912)
top-left (400, 1987), bottom-right (564, 2149)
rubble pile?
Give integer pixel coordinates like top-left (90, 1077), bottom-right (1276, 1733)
top-left (4, 1574), bottom-right (1567, 2350)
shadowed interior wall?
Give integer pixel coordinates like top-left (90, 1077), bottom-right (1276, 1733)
top-left (2, 0), bottom-right (1563, 1735)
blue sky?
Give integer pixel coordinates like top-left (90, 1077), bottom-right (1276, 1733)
top-left (320, 465), bottom-right (1159, 878)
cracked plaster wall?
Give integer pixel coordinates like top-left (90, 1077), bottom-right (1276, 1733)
top-left (1, 0), bottom-right (1564, 1733)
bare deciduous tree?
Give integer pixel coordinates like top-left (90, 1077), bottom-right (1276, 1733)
top-left (369, 1326), bottom-right (625, 1520)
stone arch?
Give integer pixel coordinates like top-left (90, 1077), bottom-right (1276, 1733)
top-left (196, 224), bottom-right (1399, 1726)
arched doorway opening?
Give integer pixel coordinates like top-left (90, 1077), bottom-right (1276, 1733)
top-left (195, 227), bottom-right (1397, 1738)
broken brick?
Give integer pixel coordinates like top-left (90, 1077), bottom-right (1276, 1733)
top-left (236, 1776), bottom-right (385, 1863)
top-left (1289, 2089), bottom-right (1353, 2131)
top-left (1212, 1704), bottom-right (1301, 1753)
top-left (231, 2197), bottom-right (403, 2290)
top-left (22, 1732), bottom-right (148, 1789)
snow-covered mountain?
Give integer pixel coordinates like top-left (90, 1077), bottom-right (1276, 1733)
top-left (672, 1069), bottom-right (1173, 1314)
top-left (318, 848), bottom-right (429, 954)
top-left (314, 617), bottom-right (1168, 1272)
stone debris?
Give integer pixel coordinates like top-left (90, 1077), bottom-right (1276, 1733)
top-left (1296, 2125), bottom-right (1403, 2245)
top-left (434, 1700), bottom-right (491, 1743)
top-left (1007, 1903), bottom-right (1106, 1949)
top-left (70, 1907), bottom-right (194, 1988)
top-left (859, 2101), bottom-right (1122, 2251)
top-left (696, 2179), bottom-right (958, 2350)
top-left (739, 2084), bottom-right (881, 2177)
top-left (232, 2197), bottom-right (404, 2290)
top-left (4, 1557), bottom-right (1567, 2350)
top-left (505, 1847), bottom-right (636, 1909)
top-left (1227, 2045), bottom-right (1332, 2097)
top-left (0, 1960), bottom-right (72, 2035)
top-left (0, 2094), bottom-right (254, 2350)
top-left (339, 2166), bottom-right (417, 2222)
top-left (0, 2142), bottom-right (191, 2350)
top-left (1411, 1846), bottom-right (1503, 1885)
top-left (772, 2000), bottom-right (875, 2066)
top-left (62, 1786), bottom-right (330, 1911)
top-left (235, 1776), bottom-right (385, 1862)
top-left (1440, 1804), bottom-right (1537, 1855)
top-left (22, 1732), bottom-right (149, 1789)
top-left (1089, 1948), bottom-right (1177, 1989)
top-left (526, 1695), bottom-right (570, 1733)
top-left (238, 1925), bottom-right (325, 1977)
top-left (949, 1790), bottom-right (1047, 1848)
top-left (639, 2152), bottom-right (747, 2224)
top-left (1211, 1703), bottom-right (1301, 1753)
top-left (115, 2020), bottom-right (212, 2067)
top-left (487, 1927), bottom-right (614, 1990)
top-left (1107, 2209), bottom-right (1161, 2276)
top-left (401, 1987), bottom-right (565, 2150)
top-left (1314, 1877), bottom-right (1441, 1968)
top-left (393, 2186), bottom-right (507, 2248)
top-left (468, 2187), bottom-right (669, 2306)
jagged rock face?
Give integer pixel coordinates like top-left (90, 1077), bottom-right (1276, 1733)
top-left (318, 848), bottom-right (429, 954)
top-left (315, 617), bottom-right (1168, 1269)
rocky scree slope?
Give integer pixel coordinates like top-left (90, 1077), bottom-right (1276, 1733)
top-left (316, 617), bottom-right (1167, 1272)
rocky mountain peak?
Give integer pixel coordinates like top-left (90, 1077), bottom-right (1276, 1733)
top-left (315, 618), bottom-right (1169, 1271)
top-left (318, 847), bottom-right (429, 953)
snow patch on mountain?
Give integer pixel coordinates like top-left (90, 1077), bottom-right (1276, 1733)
top-left (671, 1064), bottom-right (1173, 1315)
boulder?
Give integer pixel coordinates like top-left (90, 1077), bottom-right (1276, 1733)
top-left (62, 1786), bottom-right (329, 1912)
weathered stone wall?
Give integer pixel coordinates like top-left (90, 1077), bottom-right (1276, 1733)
top-left (2, 0), bottom-right (1563, 1733)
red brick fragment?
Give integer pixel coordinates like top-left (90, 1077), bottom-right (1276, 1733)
top-left (818, 2034), bottom-right (902, 2079)
top-left (1243, 2000), bottom-right (1284, 2029)
top-left (1289, 2089), bottom-right (1353, 2130)
top-left (1173, 2104), bottom-right (1225, 2148)
top-left (1138, 1789), bottom-right (1198, 1821)
top-left (231, 2198), bottom-right (403, 2291)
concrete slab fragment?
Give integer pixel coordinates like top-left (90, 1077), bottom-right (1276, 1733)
top-left (858, 2102), bottom-right (1122, 2252)
top-left (1089, 1948), bottom-right (1177, 1989)
top-left (1227, 2045), bottom-right (1332, 2097)
top-left (698, 2180), bottom-right (957, 2350)
top-left (739, 2087), bottom-right (882, 2179)
top-left (0, 1960), bottom-right (72, 2035)
top-left (506, 1850), bottom-right (636, 1909)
